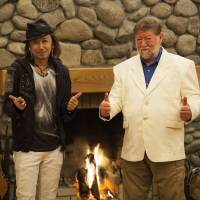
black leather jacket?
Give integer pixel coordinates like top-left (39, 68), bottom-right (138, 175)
top-left (4, 57), bottom-right (75, 152)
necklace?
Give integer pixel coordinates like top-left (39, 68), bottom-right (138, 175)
top-left (34, 63), bottom-right (49, 77)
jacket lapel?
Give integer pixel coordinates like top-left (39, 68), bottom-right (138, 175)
top-left (53, 60), bottom-right (62, 108)
top-left (23, 58), bottom-right (35, 94)
top-left (147, 49), bottom-right (171, 94)
top-left (129, 55), bottom-right (147, 95)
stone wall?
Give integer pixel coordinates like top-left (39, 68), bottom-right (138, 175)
top-left (0, 0), bottom-right (199, 68)
top-left (0, 1), bottom-right (200, 199)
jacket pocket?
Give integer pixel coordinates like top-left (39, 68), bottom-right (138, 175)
top-left (166, 119), bottom-right (183, 129)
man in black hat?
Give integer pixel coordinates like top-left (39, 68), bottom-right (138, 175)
top-left (4, 19), bottom-right (81, 200)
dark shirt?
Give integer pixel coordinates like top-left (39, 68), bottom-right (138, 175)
top-left (141, 47), bottom-right (163, 88)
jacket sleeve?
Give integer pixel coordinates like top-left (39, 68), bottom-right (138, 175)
top-left (109, 67), bottom-right (123, 119)
top-left (181, 60), bottom-right (200, 122)
top-left (100, 66), bottom-right (123, 122)
top-left (61, 66), bottom-right (76, 123)
top-left (3, 60), bottom-right (25, 118)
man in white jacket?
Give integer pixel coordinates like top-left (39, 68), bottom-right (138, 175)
top-left (99, 16), bottom-right (200, 200)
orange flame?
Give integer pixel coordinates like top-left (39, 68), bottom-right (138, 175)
top-left (81, 143), bottom-right (118, 200)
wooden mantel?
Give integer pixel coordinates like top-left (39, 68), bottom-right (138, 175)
top-left (196, 67), bottom-right (200, 84)
top-left (69, 67), bottom-right (113, 93)
top-left (0, 69), bottom-right (7, 96)
top-left (1, 66), bottom-right (200, 96)
top-left (69, 66), bottom-right (200, 93)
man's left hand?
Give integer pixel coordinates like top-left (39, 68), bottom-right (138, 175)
top-left (67, 92), bottom-right (82, 111)
top-left (180, 97), bottom-right (192, 122)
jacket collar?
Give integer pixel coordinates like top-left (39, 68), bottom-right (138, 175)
top-left (130, 48), bottom-right (172, 95)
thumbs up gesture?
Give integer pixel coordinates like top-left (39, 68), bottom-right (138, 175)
top-left (99, 92), bottom-right (111, 118)
top-left (9, 95), bottom-right (26, 111)
top-left (67, 92), bottom-right (82, 111)
top-left (180, 97), bottom-right (192, 122)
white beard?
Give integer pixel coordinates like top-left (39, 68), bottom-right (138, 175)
top-left (138, 48), bottom-right (159, 64)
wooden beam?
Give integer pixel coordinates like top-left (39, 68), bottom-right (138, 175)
top-left (69, 67), bottom-right (114, 93)
top-left (196, 67), bottom-right (200, 86)
top-left (0, 66), bottom-right (200, 95)
top-left (69, 66), bottom-right (200, 93)
top-left (0, 69), bottom-right (7, 96)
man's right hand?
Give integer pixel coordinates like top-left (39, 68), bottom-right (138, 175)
top-left (99, 92), bottom-right (111, 118)
top-left (9, 95), bottom-right (26, 111)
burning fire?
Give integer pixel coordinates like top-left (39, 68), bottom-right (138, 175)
top-left (85, 154), bottom-right (96, 188)
top-left (76, 143), bottom-right (118, 200)
top-left (86, 144), bottom-right (102, 188)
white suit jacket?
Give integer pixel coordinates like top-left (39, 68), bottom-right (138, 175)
top-left (104, 49), bottom-right (200, 162)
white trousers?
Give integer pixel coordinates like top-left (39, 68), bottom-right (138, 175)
top-left (13, 147), bottom-right (63, 200)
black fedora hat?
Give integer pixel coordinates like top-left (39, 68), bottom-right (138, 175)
top-left (25, 19), bottom-right (53, 42)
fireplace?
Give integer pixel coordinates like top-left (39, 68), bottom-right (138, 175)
top-left (61, 106), bottom-right (124, 200)
top-left (58, 67), bottom-right (124, 200)
top-left (59, 102), bottom-right (124, 199)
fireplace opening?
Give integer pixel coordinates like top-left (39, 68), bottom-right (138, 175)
top-left (61, 108), bottom-right (124, 186)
